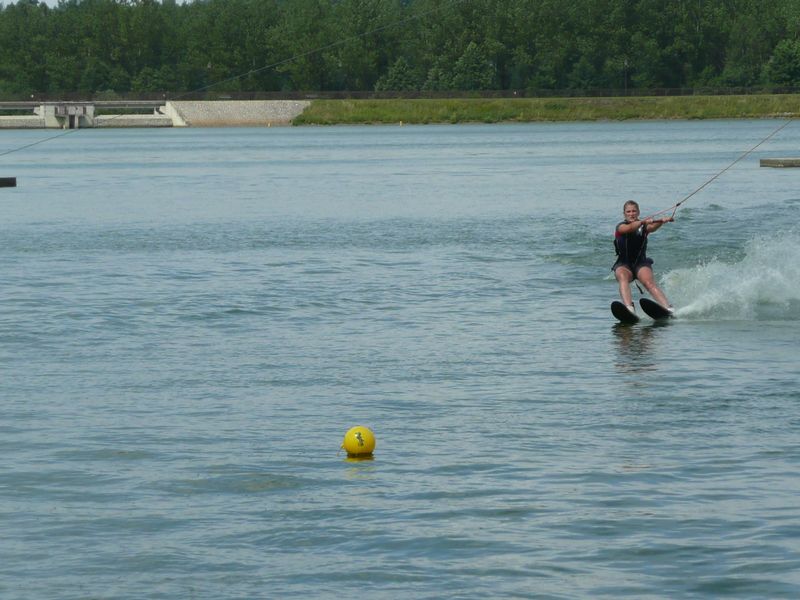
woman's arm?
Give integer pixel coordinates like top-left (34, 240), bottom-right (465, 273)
top-left (644, 216), bottom-right (674, 232)
top-left (617, 219), bottom-right (645, 234)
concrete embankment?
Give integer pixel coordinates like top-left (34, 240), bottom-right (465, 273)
top-left (167, 100), bottom-right (310, 127)
top-left (0, 115), bottom-right (45, 129)
top-left (96, 114), bottom-right (173, 127)
top-left (0, 100), bottom-right (311, 129)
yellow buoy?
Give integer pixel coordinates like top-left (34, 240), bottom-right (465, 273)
top-left (342, 426), bottom-right (376, 457)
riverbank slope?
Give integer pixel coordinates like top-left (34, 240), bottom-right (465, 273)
top-left (1, 95), bottom-right (797, 128)
top-left (293, 95), bottom-right (800, 125)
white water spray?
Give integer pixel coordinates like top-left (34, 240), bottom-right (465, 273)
top-left (665, 232), bottom-right (800, 320)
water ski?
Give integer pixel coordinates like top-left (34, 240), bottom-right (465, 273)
top-left (639, 298), bottom-right (673, 320)
top-left (611, 301), bottom-right (639, 324)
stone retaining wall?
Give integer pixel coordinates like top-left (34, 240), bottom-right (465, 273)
top-left (167, 100), bottom-right (310, 127)
top-left (0, 115), bottom-right (45, 129)
top-left (0, 100), bottom-right (311, 128)
top-left (95, 114), bottom-right (173, 128)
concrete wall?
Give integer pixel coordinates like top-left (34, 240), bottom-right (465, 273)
top-left (167, 100), bottom-right (310, 127)
top-left (0, 115), bottom-right (45, 129)
top-left (37, 103), bottom-right (95, 128)
top-left (94, 114), bottom-right (173, 128)
top-left (0, 100), bottom-right (311, 128)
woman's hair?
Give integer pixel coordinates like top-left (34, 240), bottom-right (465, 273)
top-left (623, 200), bottom-right (639, 212)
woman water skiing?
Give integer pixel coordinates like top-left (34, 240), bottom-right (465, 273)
top-left (613, 200), bottom-right (673, 316)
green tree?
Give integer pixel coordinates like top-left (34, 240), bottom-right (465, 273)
top-left (422, 64), bottom-right (453, 91)
top-left (451, 41), bottom-right (497, 90)
top-left (0, 0), bottom-right (52, 94)
top-left (766, 39), bottom-right (800, 86)
top-left (325, 0), bottom-right (402, 91)
top-left (2, 0), bottom-right (800, 97)
top-left (269, 0), bottom-right (336, 90)
top-left (375, 57), bottom-right (419, 91)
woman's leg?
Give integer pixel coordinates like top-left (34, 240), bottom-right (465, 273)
top-left (636, 266), bottom-right (671, 307)
top-left (614, 265), bottom-right (635, 307)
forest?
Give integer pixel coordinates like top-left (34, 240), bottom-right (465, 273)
top-left (1, 0), bottom-right (800, 98)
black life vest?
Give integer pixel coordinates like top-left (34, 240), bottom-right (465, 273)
top-left (614, 221), bottom-right (648, 264)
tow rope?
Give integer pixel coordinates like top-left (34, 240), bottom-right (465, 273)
top-left (647, 117), bottom-right (794, 221)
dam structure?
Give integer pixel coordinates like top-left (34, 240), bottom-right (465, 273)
top-left (0, 100), bottom-right (310, 128)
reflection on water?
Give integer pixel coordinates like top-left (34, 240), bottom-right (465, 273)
top-left (612, 323), bottom-right (669, 373)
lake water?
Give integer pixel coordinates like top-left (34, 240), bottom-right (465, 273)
top-left (1, 121), bottom-right (799, 599)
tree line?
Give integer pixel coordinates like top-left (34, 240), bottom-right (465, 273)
top-left (1, 0), bottom-right (800, 99)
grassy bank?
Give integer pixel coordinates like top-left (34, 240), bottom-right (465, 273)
top-left (293, 94), bottom-right (800, 125)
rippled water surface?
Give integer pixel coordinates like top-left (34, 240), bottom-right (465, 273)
top-left (2, 122), bottom-right (799, 598)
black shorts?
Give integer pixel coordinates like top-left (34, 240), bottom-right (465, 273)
top-left (612, 258), bottom-right (654, 278)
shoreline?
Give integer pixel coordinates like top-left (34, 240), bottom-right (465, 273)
top-left (293, 95), bottom-right (800, 125)
top-left (0, 95), bottom-right (797, 128)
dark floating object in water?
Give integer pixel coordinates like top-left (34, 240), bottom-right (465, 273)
top-left (760, 158), bottom-right (800, 168)
top-left (0, 177), bottom-right (16, 187)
